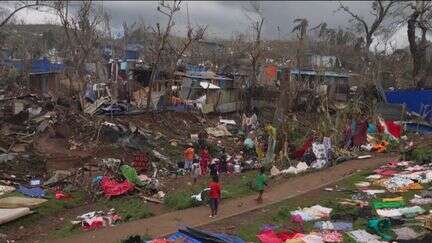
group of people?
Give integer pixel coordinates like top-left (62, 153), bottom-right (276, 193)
top-left (180, 124), bottom-right (268, 218)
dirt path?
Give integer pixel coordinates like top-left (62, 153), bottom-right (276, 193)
top-left (50, 154), bottom-right (398, 243)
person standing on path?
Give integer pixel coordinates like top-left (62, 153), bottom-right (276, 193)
top-left (191, 157), bottom-right (201, 184)
top-left (255, 167), bottom-right (268, 203)
top-left (183, 145), bottom-right (195, 171)
top-left (208, 176), bottom-right (221, 218)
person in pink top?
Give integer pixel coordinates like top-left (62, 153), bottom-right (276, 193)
top-left (200, 148), bottom-right (210, 176)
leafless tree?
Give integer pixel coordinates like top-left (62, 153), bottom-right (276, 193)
top-left (243, 1), bottom-right (265, 112)
top-left (167, 25), bottom-right (206, 76)
top-left (0, 1), bottom-right (54, 29)
top-left (52, 1), bottom-right (104, 95)
top-left (338, 1), bottom-right (397, 62)
top-left (406, 1), bottom-right (432, 88)
top-left (146, 0), bottom-right (182, 109)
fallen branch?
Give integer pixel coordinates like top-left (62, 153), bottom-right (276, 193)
top-left (140, 195), bottom-right (163, 204)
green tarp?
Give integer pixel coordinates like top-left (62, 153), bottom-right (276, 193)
top-left (372, 199), bottom-right (405, 209)
top-left (120, 165), bottom-right (145, 186)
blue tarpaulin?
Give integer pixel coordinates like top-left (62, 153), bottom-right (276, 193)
top-left (165, 227), bottom-right (245, 243)
top-left (385, 90), bottom-right (432, 122)
top-left (11, 57), bottom-right (64, 74)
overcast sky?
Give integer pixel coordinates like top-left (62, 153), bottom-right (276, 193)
top-left (7, 1), bottom-right (412, 51)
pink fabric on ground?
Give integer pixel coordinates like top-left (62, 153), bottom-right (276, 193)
top-left (373, 168), bottom-right (398, 176)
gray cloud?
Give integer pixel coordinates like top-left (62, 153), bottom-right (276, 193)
top-left (88, 1), bottom-right (374, 39)
top-left (8, 0), bottom-right (410, 50)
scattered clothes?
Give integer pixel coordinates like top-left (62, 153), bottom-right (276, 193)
top-left (0, 185), bottom-right (15, 196)
top-left (366, 174), bottom-right (382, 180)
top-left (290, 205), bottom-right (332, 222)
top-left (313, 221), bottom-right (353, 231)
top-left (405, 165), bottom-right (425, 171)
top-left (367, 218), bottom-right (392, 241)
top-left (257, 230), bottom-right (305, 243)
top-left (120, 165), bottom-right (145, 186)
top-left (360, 144), bottom-right (373, 151)
top-left (294, 137), bottom-right (313, 159)
top-left (373, 168), bottom-right (398, 176)
top-left (0, 196), bottom-right (47, 209)
top-left (372, 140), bottom-right (389, 153)
top-left (311, 143), bottom-right (328, 169)
top-left (260, 224), bottom-right (279, 232)
top-left (281, 162), bottom-right (309, 175)
top-left (410, 197), bottom-right (432, 205)
top-left (383, 176), bottom-right (415, 192)
top-left (101, 158), bottom-right (121, 172)
top-left (191, 188), bottom-right (210, 202)
top-left (355, 182), bottom-right (370, 187)
top-left (347, 229), bottom-right (385, 243)
top-left (382, 196), bottom-right (404, 202)
top-left (55, 191), bottom-right (72, 200)
top-left (17, 185), bottom-right (45, 198)
top-left (376, 206), bottom-right (425, 218)
top-left (398, 206), bottom-right (425, 217)
top-left (100, 176), bottom-right (134, 198)
top-left (0, 207), bottom-right (32, 225)
top-left (75, 209), bottom-right (121, 231)
top-left (321, 231), bottom-right (342, 242)
top-left (301, 234), bottom-right (323, 243)
top-left (420, 190), bottom-right (432, 198)
top-left (206, 125), bottom-right (232, 137)
top-left (361, 189), bottom-right (386, 195)
top-left (372, 199), bottom-right (405, 209)
top-left (352, 192), bottom-right (372, 201)
top-left (393, 227), bottom-right (419, 240)
top-left (376, 208), bottom-right (402, 218)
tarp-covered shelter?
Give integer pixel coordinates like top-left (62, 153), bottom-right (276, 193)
top-left (6, 57), bottom-right (65, 94)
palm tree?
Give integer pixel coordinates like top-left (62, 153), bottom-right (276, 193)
top-left (292, 18), bottom-right (309, 41)
top-left (292, 18), bottom-right (309, 72)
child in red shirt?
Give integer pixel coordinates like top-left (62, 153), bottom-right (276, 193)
top-left (208, 176), bottom-right (221, 218)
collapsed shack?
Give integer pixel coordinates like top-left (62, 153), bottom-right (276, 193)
top-left (177, 70), bottom-right (243, 114)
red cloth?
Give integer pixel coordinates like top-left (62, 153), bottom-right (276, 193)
top-left (373, 168), bottom-right (398, 176)
top-left (378, 120), bottom-right (402, 138)
top-left (257, 230), bottom-right (283, 243)
top-left (353, 120), bottom-right (368, 146)
top-left (385, 120), bottom-right (401, 138)
top-left (293, 137), bottom-right (313, 159)
top-left (257, 230), bottom-right (304, 243)
top-left (209, 182), bottom-right (221, 199)
top-left (55, 191), bottom-right (72, 200)
top-left (100, 176), bottom-right (134, 198)
top-left (200, 150), bottom-right (210, 175)
top-left (386, 161), bottom-right (398, 168)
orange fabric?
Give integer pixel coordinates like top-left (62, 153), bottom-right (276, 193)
top-left (265, 65), bottom-right (277, 79)
top-left (373, 140), bottom-right (389, 153)
top-left (184, 148), bottom-right (194, 161)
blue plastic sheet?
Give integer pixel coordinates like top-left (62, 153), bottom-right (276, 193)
top-left (17, 185), bottom-right (46, 198)
top-left (385, 90), bottom-right (432, 122)
top-left (167, 231), bottom-right (201, 243)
